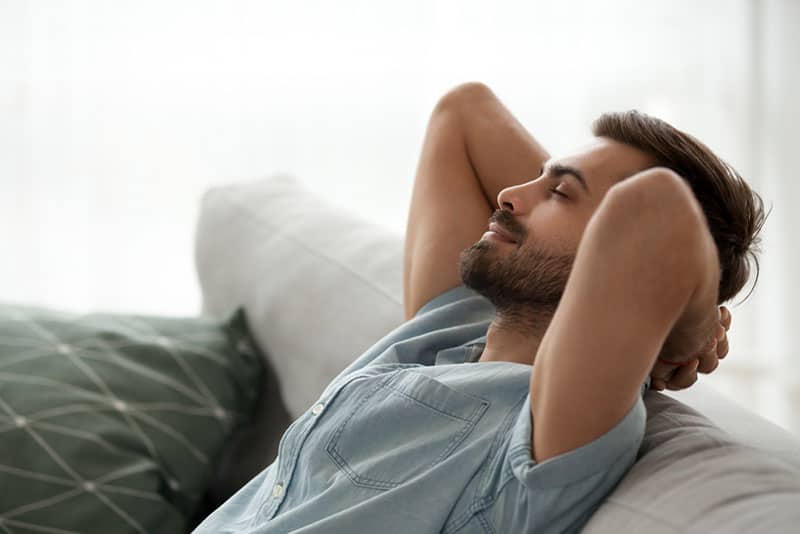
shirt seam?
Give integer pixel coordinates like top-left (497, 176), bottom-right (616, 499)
top-left (507, 435), bottom-right (640, 490)
top-left (443, 393), bottom-right (527, 532)
top-left (256, 370), bottom-right (378, 519)
top-left (505, 397), bottom-right (645, 488)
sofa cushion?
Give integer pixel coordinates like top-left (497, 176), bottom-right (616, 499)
top-left (664, 379), bottom-right (800, 467)
top-left (583, 392), bottom-right (800, 533)
top-left (0, 304), bottom-right (262, 533)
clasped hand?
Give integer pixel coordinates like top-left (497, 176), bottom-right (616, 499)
top-left (649, 306), bottom-right (731, 391)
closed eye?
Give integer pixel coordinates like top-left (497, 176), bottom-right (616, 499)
top-left (549, 187), bottom-right (568, 199)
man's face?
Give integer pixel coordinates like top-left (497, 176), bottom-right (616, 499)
top-left (459, 137), bottom-right (657, 314)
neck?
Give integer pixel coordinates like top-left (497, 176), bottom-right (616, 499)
top-left (478, 307), bottom-right (553, 365)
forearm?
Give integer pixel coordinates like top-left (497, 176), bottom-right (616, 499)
top-left (655, 200), bottom-right (721, 363)
top-left (435, 82), bottom-right (549, 209)
top-left (659, 284), bottom-right (719, 364)
top-left (528, 169), bottom-right (719, 461)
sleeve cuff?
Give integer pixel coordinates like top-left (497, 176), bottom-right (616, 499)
top-left (507, 391), bottom-right (647, 489)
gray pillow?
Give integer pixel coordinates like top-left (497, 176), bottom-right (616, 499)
top-left (0, 304), bottom-right (262, 533)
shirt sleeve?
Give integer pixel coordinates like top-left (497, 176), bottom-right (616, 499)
top-left (487, 385), bottom-right (648, 533)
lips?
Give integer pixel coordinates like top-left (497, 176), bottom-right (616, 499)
top-left (489, 222), bottom-right (517, 243)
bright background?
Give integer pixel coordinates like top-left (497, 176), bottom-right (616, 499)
top-left (2, 0), bottom-right (799, 434)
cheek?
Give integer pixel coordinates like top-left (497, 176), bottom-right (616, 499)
top-left (524, 216), bottom-right (577, 253)
top-left (533, 206), bottom-right (596, 250)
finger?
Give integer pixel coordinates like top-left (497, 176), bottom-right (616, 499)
top-left (697, 337), bottom-right (719, 374)
top-left (649, 359), bottom-right (679, 391)
top-left (717, 333), bottom-right (729, 359)
top-left (720, 306), bottom-right (731, 331)
top-left (651, 360), bottom-right (678, 381)
top-left (666, 359), bottom-right (699, 390)
top-left (702, 353), bottom-right (720, 373)
top-left (716, 322), bottom-right (725, 342)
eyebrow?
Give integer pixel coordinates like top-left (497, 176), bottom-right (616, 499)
top-left (544, 163), bottom-right (591, 195)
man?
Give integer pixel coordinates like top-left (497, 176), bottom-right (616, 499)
top-left (194, 83), bottom-right (765, 533)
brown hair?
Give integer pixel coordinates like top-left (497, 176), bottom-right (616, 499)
top-left (593, 110), bottom-right (768, 305)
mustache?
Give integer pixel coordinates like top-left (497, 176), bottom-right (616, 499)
top-left (489, 209), bottom-right (525, 243)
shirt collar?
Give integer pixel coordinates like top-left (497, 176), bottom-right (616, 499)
top-left (434, 335), bottom-right (487, 366)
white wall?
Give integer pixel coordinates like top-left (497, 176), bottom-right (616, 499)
top-left (2, 0), bottom-right (799, 433)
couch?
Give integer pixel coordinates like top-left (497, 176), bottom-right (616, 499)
top-left (195, 174), bottom-right (800, 533)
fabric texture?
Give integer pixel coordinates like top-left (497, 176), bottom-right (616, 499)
top-left (0, 304), bottom-right (263, 533)
top-left (194, 285), bottom-right (648, 534)
top-left (583, 392), bottom-right (800, 533)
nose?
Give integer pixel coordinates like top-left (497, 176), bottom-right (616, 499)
top-left (497, 179), bottom-right (541, 214)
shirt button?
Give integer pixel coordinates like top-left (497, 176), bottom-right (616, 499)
top-left (272, 483), bottom-right (284, 498)
top-left (311, 402), bottom-right (324, 415)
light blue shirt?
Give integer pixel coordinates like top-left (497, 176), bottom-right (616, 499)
top-left (194, 285), bottom-right (648, 533)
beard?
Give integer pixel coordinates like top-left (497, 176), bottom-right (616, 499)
top-left (458, 237), bottom-right (574, 317)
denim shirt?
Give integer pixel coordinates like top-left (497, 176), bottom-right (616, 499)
top-left (194, 285), bottom-right (648, 533)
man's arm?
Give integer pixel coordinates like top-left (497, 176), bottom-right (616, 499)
top-left (529, 168), bottom-right (720, 462)
top-left (403, 83), bottom-right (549, 320)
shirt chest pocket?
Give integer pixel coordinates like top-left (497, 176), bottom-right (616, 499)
top-left (325, 370), bottom-right (490, 490)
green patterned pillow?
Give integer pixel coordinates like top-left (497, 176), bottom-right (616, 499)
top-left (0, 305), bottom-right (263, 533)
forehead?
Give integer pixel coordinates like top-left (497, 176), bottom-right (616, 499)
top-left (554, 137), bottom-right (658, 193)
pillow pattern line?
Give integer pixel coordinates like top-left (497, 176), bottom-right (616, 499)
top-left (0, 305), bottom-right (262, 533)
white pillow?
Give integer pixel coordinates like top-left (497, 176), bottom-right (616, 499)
top-left (195, 174), bottom-right (800, 532)
top-left (195, 174), bottom-right (405, 420)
